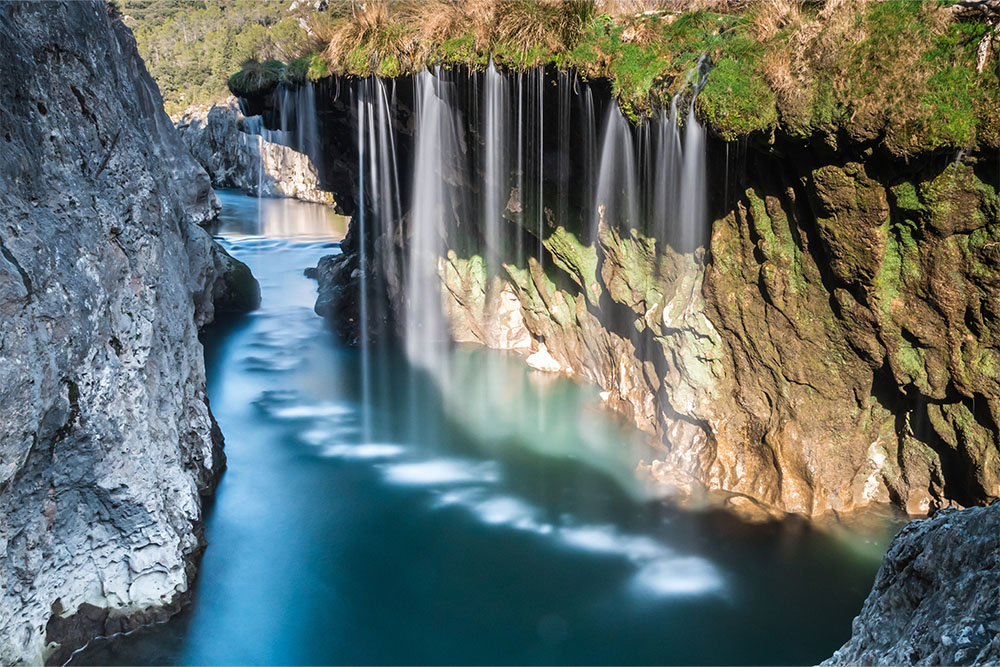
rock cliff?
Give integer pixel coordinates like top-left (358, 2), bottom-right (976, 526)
top-left (0, 2), bottom-right (258, 663)
top-left (176, 99), bottom-right (334, 206)
top-left (823, 503), bottom-right (999, 665)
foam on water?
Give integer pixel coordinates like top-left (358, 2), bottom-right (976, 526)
top-left (269, 402), bottom-right (355, 420)
top-left (321, 443), bottom-right (406, 460)
top-left (428, 486), bottom-right (724, 598)
top-left (298, 427), bottom-right (362, 446)
top-left (381, 459), bottom-right (501, 486)
top-left (631, 556), bottom-right (724, 597)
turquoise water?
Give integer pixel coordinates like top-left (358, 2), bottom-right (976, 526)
top-left (72, 190), bottom-right (899, 666)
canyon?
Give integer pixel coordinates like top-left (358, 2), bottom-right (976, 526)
top-left (0, 0), bottom-right (997, 663)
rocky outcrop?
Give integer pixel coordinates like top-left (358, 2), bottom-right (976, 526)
top-left (291, 68), bottom-right (999, 522)
top-left (823, 503), bottom-right (999, 665)
top-left (176, 99), bottom-right (334, 205)
top-left (0, 2), bottom-right (259, 664)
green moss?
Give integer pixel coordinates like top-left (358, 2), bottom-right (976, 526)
top-left (432, 32), bottom-right (484, 67)
top-left (377, 53), bottom-right (403, 78)
top-left (543, 226), bottom-right (601, 305)
top-left (283, 53), bottom-right (329, 85)
top-left (698, 55), bottom-right (777, 140)
top-left (227, 59), bottom-right (284, 97)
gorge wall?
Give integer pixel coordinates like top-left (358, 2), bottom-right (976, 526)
top-left (248, 66), bottom-right (1000, 522)
top-left (823, 502), bottom-right (999, 665)
top-left (176, 96), bottom-right (334, 206)
top-left (0, 2), bottom-right (258, 663)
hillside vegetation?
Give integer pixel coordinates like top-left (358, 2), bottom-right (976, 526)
top-left (120, 0), bottom-right (319, 114)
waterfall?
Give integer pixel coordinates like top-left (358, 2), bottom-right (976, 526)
top-left (580, 84), bottom-right (597, 242)
top-left (678, 103), bottom-right (707, 253)
top-left (356, 89), bottom-right (372, 441)
top-left (534, 68), bottom-right (544, 267)
top-left (259, 65), bottom-right (713, 442)
top-left (592, 101), bottom-right (639, 240)
top-left (353, 76), bottom-right (405, 440)
top-left (296, 81), bottom-right (322, 177)
top-left (515, 72), bottom-right (525, 266)
top-left (483, 61), bottom-right (508, 285)
top-left (652, 100), bottom-right (683, 248)
top-left (406, 70), bottom-right (460, 378)
top-left (557, 71), bottom-right (571, 230)
top-left (678, 57), bottom-right (710, 254)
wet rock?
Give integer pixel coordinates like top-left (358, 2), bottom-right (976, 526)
top-left (0, 2), bottom-right (257, 663)
top-left (823, 504), bottom-right (1000, 666)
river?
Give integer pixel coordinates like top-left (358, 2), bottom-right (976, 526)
top-left (73, 190), bottom-right (899, 666)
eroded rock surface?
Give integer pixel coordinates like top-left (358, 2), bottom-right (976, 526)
top-left (0, 2), bottom-right (258, 663)
top-left (823, 504), bottom-right (1000, 666)
top-left (176, 99), bottom-right (334, 205)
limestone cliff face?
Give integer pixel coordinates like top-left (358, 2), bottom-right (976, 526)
top-left (0, 2), bottom-right (258, 663)
top-left (494, 144), bottom-right (1000, 519)
top-left (279, 69), bottom-right (998, 521)
top-left (176, 99), bottom-right (335, 206)
top-left (823, 503), bottom-right (999, 665)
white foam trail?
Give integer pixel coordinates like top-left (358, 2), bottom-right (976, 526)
top-left (381, 459), bottom-right (500, 486)
top-left (558, 525), bottom-right (663, 561)
top-left (630, 556), bottom-right (723, 597)
top-left (299, 427), bottom-right (362, 446)
top-left (557, 524), bottom-right (722, 597)
top-left (271, 403), bottom-right (354, 419)
top-left (434, 488), bottom-right (552, 534)
top-left (322, 443), bottom-right (405, 460)
top-left (426, 490), bottom-right (722, 597)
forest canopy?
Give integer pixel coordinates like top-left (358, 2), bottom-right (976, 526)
top-left (120, 0), bottom-right (319, 114)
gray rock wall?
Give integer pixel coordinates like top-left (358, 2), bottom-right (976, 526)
top-left (823, 504), bottom-right (999, 666)
top-left (0, 2), bottom-right (257, 663)
top-left (177, 100), bottom-right (334, 206)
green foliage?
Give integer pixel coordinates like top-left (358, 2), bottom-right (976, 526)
top-left (697, 52), bottom-right (777, 139)
top-left (284, 52), bottom-right (328, 85)
top-left (123, 0), bottom-right (317, 114)
top-left (227, 58), bottom-right (284, 97)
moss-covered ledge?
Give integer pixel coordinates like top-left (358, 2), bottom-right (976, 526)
top-left (229, 0), bottom-right (999, 156)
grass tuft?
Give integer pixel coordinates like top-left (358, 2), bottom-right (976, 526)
top-left (227, 59), bottom-right (285, 97)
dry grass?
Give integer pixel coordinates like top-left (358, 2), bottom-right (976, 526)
top-left (597, 0), bottom-right (748, 14)
top-left (749, 0), bottom-right (804, 40)
top-left (322, 0), bottom-right (419, 70)
top-left (316, 0), bottom-right (602, 71)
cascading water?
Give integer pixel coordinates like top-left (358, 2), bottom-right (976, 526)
top-left (296, 81), bottom-right (322, 176)
top-left (406, 70), bottom-right (461, 381)
top-left (483, 61), bottom-right (508, 284)
top-left (678, 57), bottom-right (710, 254)
top-left (356, 90), bottom-right (372, 440)
top-left (592, 101), bottom-right (640, 240)
top-left (652, 100), bottom-right (683, 246)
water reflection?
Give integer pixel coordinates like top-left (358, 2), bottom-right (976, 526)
top-left (72, 190), bottom-right (900, 667)
top-left (213, 188), bottom-right (349, 239)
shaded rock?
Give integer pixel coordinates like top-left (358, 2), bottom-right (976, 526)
top-left (823, 504), bottom-right (1000, 666)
